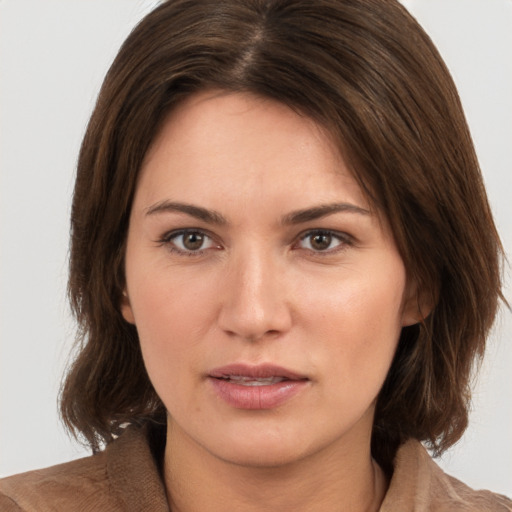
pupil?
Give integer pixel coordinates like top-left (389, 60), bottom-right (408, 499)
top-left (184, 232), bottom-right (203, 250)
top-left (311, 233), bottom-right (331, 250)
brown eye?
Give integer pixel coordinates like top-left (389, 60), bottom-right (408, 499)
top-left (298, 230), bottom-right (348, 253)
top-left (182, 232), bottom-right (205, 250)
top-left (166, 230), bottom-right (216, 253)
top-left (310, 233), bottom-right (332, 251)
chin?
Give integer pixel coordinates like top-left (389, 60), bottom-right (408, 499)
top-left (214, 440), bottom-right (310, 469)
top-left (198, 421), bottom-right (325, 469)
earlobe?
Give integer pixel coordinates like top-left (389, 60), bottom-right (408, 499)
top-left (401, 302), bottom-right (426, 327)
top-left (401, 284), bottom-right (435, 327)
top-left (120, 290), bottom-right (136, 324)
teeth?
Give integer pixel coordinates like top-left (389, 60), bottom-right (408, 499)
top-left (223, 376), bottom-right (287, 386)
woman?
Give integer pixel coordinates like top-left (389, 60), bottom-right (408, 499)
top-left (1, 0), bottom-right (510, 510)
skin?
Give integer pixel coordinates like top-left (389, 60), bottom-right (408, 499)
top-left (122, 90), bottom-right (421, 511)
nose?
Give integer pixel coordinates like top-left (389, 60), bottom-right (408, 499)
top-left (217, 247), bottom-right (293, 341)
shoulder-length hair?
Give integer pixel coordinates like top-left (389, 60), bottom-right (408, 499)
top-left (61, 0), bottom-right (505, 471)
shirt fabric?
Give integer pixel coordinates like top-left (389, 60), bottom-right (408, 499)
top-left (0, 425), bottom-right (510, 511)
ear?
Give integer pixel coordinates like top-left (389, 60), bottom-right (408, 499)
top-left (120, 290), bottom-right (136, 324)
top-left (401, 280), bottom-right (435, 327)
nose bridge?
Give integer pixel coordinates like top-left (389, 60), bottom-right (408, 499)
top-left (218, 242), bottom-right (291, 340)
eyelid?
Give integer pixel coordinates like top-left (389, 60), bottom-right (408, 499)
top-left (156, 227), bottom-right (353, 256)
top-left (294, 229), bottom-right (354, 253)
top-left (157, 228), bottom-right (222, 255)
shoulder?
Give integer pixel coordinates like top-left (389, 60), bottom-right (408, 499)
top-left (0, 425), bottom-right (169, 512)
top-left (381, 439), bottom-right (512, 512)
top-left (0, 447), bottom-right (115, 512)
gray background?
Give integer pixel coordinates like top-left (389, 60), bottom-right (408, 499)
top-left (1, 0), bottom-right (511, 496)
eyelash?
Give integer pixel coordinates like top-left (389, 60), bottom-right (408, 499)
top-left (157, 229), bottom-right (353, 257)
top-left (295, 229), bottom-right (353, 255)
top-left (157, 229), bottom-right (219, 257)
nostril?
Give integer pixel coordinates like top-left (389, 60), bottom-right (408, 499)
top-left (217, 284), bottom-right (293, 340)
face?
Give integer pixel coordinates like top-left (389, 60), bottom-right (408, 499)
top-left (122, 91), bottom-right (419, 468)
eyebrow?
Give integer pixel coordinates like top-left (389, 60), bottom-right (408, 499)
top-left (281, 202), bottom-right (371, 224)
top-left (145, 200), bottom-right (228, 225)
top-left (145, 200), bottom-right (370, 225)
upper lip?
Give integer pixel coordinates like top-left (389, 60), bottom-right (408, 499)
top-left (208, 363), bottom-right (308, 381)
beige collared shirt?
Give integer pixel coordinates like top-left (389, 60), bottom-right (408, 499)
top-left (1, 426), bottom-right (510, 511)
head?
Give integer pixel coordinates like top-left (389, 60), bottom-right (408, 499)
top-left (61, 0), bottom-right (504, 470)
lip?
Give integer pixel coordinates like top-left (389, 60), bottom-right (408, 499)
top-left (208, 363), bottom-right (309, 410)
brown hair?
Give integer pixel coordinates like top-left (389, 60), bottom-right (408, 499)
top-left (61, 0), bottom-right (505, 470)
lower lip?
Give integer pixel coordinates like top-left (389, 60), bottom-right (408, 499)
top-left (209, 378), bottom-right (308, 409)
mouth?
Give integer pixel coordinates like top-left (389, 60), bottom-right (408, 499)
top-left (215, 375), bottom-right (292, 386)
top-left (208, 363), bottom-right (309, 409)
top-left (209, 363), bottom-right (307, 383)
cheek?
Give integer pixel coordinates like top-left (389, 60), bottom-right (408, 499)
top-left (299, 263), bottom-right (405, 333)
top-left (125, 259), bottom-right (221, 394)
top-left (129, 258), bottom-right (219, 338)
top-left (129, 281), bottom-right (212, 418)
top-left (297, 264), bottom-right (405, 383)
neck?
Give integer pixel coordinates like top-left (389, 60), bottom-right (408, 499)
top-left (163, 421), bottom-right (388, 512)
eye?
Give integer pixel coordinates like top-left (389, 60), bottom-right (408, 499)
top-left (297, 230), bottom-right (350, 253)
top-left (161, 230), bottom-right (218, 254)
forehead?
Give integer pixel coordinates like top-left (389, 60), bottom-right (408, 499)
top-left (138, 90), bottom-right (370, 212)
top-left (144, 90), bottom-right (336, 168)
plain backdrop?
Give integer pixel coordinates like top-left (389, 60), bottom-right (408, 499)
top-left (1, 0), bottom-right (511, 496)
